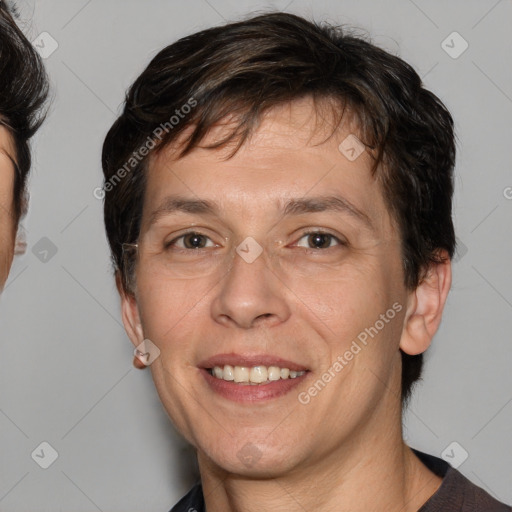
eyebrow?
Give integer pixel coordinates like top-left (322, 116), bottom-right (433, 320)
top-left (148, 194), bottom-right (373, 229)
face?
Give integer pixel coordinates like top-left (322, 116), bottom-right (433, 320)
top-left (0, 126), bottom-right (17, 291)
top-left (122, 98), bottom-right (415, 476)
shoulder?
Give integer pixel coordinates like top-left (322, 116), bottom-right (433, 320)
top-left (169, 481), bottom-right (204, 512)
top-left (412, 449), bottom-right (511, 512)
top-left (169, 454), bottom-right (512, 512)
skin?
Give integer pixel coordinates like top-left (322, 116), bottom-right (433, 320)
top-left (0, 126), bottom-right (17, 291)
top-left (120, 97), bottom-right (452, 512)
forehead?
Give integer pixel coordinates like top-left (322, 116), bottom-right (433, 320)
top-left (144, 97), bottom-right (392, 233)
top-left (159, 97), bottom-right (365, 161)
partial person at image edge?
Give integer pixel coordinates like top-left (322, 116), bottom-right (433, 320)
top-left (0, 0), bottom-right (48, 291)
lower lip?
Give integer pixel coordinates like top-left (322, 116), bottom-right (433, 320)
top-left (200, 368), bottom-right (309, 403)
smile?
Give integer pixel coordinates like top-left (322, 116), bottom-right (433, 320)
top-left (208, 365), bottom-right (306, 384)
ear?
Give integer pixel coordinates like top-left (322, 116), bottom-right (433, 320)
top-left (116, 272), bottom-right (144, 348)
top-left (400, 251), bottom-right (452, 355)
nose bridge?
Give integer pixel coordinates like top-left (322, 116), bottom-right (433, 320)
top-left (212, 237), bottom-right (288, 328)
top-left (232, 236), bottom-right (270, 281)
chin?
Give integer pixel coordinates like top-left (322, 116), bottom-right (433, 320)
top-left (202, 440), bottom-right (300, 477)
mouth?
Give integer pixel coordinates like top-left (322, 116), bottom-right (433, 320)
top-left (198, 354), bottom-right (310, 402)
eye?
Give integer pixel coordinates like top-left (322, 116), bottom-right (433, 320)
top-left (294, 230), bottom-right (346, 250)
top-left (165, 231), bottom-right (217, 250)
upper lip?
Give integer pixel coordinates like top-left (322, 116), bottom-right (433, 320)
top-left (198, 353), bottom-right (309, 372)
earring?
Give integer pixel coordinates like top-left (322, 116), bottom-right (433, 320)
top-left (133, 353), bottom-right (147, 369)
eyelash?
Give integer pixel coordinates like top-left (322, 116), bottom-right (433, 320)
top-left (164, 230), bottom-right (347, 252)
top-left (296, 230), bottom-right (348, 250)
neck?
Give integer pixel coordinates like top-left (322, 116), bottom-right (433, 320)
top-left (197, 401), bottom-right (442, 512)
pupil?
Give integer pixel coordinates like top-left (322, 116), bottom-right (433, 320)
top-left (185, 234), bottom-right (204, 249)
top-left (310, 233), bottom-right (329, 249)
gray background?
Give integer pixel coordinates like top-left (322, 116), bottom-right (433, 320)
top-left (0, 0), bottom-right (511, 510)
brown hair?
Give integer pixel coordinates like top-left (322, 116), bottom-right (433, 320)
top-left (102, 12), bottom-right (456, 406)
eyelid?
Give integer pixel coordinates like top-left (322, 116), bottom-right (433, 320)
top-left (164, 230), bottom-right (220, 249)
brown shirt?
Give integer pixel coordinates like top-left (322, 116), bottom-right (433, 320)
top-left (414, 449), bottom-right (511, 512)
top-left (170, 448), bottom-right (511, 511)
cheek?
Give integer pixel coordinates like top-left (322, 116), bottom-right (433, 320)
top-left (0, 222), bottom-right (15, 290)
top-left (0, 251), bottom-right (13, 289)
top-left (289, 259), bottom-right (397, 333)
top-left (135, 273), bottom-right (211, 349)
top-left (286, 256), bottom-right (405, 395)
top-left (0, 169), bottom-right (16, 288)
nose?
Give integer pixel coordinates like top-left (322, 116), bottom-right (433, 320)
top-left (210, 243), bottom-right (291, 329)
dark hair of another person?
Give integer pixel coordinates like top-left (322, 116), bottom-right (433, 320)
top-left (0, 1), bottom-right (49, 224)
top-left (101, 12), bottom-right (456, 407)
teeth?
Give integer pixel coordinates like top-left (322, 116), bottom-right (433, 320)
top-left (268, 366), bottom-right (281, 381)
top-left (223, 364), bottom-right (234, 381)
top-left (209, 365), bottom-right (306, 384)
top-left (234, 366), bottom-right (249, 383)
top-left (250, 366), bottom-right (268, 383)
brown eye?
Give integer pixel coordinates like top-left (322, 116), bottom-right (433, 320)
top-left (296, 231), bottom-right (345, 250)
top-left (166, 232), bottom-right (215, 250)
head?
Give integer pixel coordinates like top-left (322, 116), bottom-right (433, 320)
top-left (0, 1), bottom-right (49, 289)
top-left (102, 12), bottom-right (454, 474)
